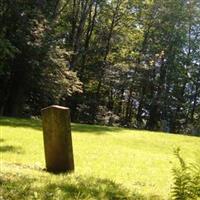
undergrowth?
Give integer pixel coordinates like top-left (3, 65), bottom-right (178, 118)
top-left (171, 148), bottom-right (200, 200)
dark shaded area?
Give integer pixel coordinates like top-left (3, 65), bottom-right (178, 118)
top-left (43, 177), bottom-right (144, 200)
top-left (1, 117), bottom-right (199, 137)
top-left (0, 117), bottom-right (42, 131)
top-left (0, 117), bottom-right (120, 135)
top-left (0, 134), bottom-right (24, 154)
top-left (0, 173), bottom-right (33, 200)
top-left (0, 171), bottom-right (163, 200)
top-left (1, 111), bottom-right (199, 138)
top-left (71, 123), bottom-right (121, 134)
top-left (0, 137), bottom-right (23, 154)
top-left (0, 145), bottom-right (24, 154)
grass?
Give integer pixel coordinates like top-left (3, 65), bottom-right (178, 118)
top-left (0, 117), bottom-right (200, 200)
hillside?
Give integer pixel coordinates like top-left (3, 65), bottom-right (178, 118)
top-left (0, 117), bottom-right (200, 200)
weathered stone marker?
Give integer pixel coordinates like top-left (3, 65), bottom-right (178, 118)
top-left (41, 105), bottom-right (74, 173)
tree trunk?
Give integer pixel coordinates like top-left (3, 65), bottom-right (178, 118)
top-left (3, 57), bottom-right (29, 116)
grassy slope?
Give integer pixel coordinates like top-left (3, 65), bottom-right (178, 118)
top-left (0, 117), bottom-right (200, 200)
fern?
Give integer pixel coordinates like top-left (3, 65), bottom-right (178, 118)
top-left (171, 148), bottom-right (200, 200)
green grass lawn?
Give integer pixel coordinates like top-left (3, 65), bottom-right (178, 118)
top-left (0, 117), bottom-right (200, 200)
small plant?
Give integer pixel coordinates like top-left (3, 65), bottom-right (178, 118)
top-left (171, 148), bottom-right (200, 200)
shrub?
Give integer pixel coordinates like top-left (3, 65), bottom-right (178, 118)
top-left (171, 148), bottom-right (200, 200)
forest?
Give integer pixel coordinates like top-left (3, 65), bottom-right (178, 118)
top-left (0, 0), bottom-right (200, 134)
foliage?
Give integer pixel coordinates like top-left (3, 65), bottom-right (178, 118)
top-left (171, 148), bottom-right (200, 200)
top-left (26, 45), bottom-right (82, 115)
top-left (0, 0), bottom-right (82, 116)
top-left (0, 0), bottom-right (200, 134)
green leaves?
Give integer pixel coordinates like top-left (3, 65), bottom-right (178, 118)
top-left (172, 149), bottom-right (200, 200)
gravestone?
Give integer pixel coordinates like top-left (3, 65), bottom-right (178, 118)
top-left (41, 105), bottom-right (74, 173)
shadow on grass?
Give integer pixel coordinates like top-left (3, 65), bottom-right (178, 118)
top-left (43, 176), bottom-right (144, 200)
top-left (0, 138), bottom-right (5, 142)
top-left (0, 171), bottom-right (163, 200)
top-left (71, 123), bottom-right (120, 134)
top-left (0, 117), bottom-right (120, 135)
top-left (0, 145), bottom-right (24, 154)
top-left (0, 117), bottom-right (42, 130)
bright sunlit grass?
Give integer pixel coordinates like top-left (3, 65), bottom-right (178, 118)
top-left (0, 117), bottom-right (200, 199)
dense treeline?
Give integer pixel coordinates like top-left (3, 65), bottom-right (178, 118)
top-left (0, 0), bottom-right (199, 134)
